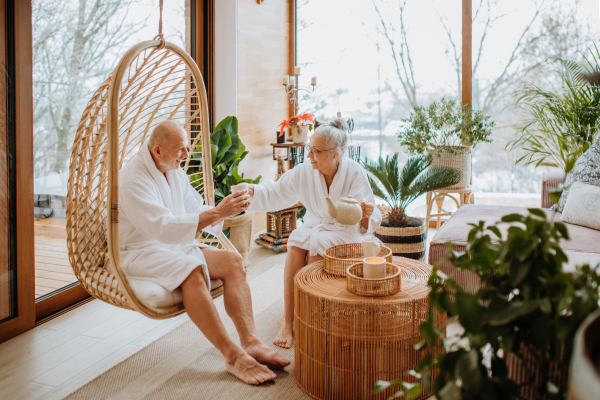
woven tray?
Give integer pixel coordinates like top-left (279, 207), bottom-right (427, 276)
top-left (323, 243), bottom-right (392, 276)
top-left (346, 262), bottom-right (401, 297)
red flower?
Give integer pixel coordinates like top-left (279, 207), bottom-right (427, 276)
top-left (279, 113), bottom-right (315, 137)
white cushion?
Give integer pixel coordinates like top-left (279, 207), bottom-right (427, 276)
top-left (561, 181), bottom-right (600, 230)
top-left (130, 278), bottom-right (224, 308)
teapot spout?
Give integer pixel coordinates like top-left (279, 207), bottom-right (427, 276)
top-left (325, 197), bottom-right (338, 218)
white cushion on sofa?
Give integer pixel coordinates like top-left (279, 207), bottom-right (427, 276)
top-left (561, 181), bottom-right (600, 230)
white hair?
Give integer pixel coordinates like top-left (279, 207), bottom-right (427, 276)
top-left (314, 118), bottom-right (350, 157)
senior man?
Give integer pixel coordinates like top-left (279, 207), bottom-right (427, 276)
top-left (118, 121), bottom-right (289, 385)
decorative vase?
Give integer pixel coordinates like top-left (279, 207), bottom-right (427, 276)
top-left (428, 146), bottom-right (471, 189)
top-left (569, 310), bottom-right (600, 400)
top-left (289, 124), bottom-right (309, 144)
top-left (374, 217), bottom-right (426, 262)
top-left (223, 212), bottom-right (254, 269)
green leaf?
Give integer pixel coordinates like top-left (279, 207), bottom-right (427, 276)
top-left (211, 128), bottom-right (232, 165)
top-left (488, 300), bottom-right (539, 326)
top-left (456, 293), bottom-right (483, 333)
top-left (438, 381), bottom-right (461, 400)
top-left (419, 321), bottom-right (438, 342)
top-left (456, 350), bottom-right (482, 395)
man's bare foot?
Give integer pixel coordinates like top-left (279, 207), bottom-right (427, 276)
top-left (244, 342), bottom-right (291, 369)
top-left (273, 321), bottom-right (293, 349)
top-left (225, 350), bottom-right (277, 385)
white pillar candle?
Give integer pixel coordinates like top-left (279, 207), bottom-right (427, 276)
top-left (282, 75), bottom-right (289, 85)
top-left (311, 76), bottom-right (317, 86)
top-left (363, 257), bottom-right (386, 279)
top-left (294, 66), bottom-right (301, 75)
top-left (289, 76), bottom-right (296, 85)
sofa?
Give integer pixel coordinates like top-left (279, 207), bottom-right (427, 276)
top-left (428, 172), bottom-right (600, 291)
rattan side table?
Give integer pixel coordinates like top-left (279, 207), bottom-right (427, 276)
top-left (294, 257), bottom-right (446, 400)
top-left (426, 186), bottom-right (474, 231)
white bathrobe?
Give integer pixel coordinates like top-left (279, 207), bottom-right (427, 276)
top-left (118, 141), bottom-right (223, 292)
top-left (249, 157), bottom-right (382, 256)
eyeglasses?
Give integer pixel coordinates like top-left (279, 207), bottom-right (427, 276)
top-left (305, 145), bottom-right (334, 156)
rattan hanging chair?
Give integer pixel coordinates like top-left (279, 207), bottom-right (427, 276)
top-left (66, 36), bottom-right (237, 319)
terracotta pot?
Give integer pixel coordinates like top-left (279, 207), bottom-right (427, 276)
top-left (427, 146), bottom-right (471, 189)
top-left (374, 217), bottom-right (426, 262)
top-left (223, 212), bottom-right (254, 269)
top-left (569, 310), bottom-right (600, 400)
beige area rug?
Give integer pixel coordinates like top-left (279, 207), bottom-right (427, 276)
top-left (65, 264), bottom-right (312, 400)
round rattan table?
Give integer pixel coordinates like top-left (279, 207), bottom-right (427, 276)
top-left (294, 257), bottom-right (446, 400)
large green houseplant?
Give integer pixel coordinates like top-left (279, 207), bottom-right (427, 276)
top-left (398, 99), bottom-right (494, 189)
top-left (361, 153), bottom-right (461, 260)
top-left (374, 210), bottom-right (600, 400)
top-left (507, 45), bottom-right (600, 173)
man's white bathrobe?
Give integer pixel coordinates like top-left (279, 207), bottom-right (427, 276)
top-left (118, 141), bottom-right (223, 292)
top-left (249, 157), bottom-right (382, 256)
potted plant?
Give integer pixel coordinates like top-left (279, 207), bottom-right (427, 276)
top-left (374, 210), bottom-right (600, 400)
top-left (398, 99), bottom-right (494, 189)
top-left (186, 116), bottom-right (261, 268)
top-left (279, 112), bottom-right (315, 144)
top-left (361, 153), bottom-right (461, 261)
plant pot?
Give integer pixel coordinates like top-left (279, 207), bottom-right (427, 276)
top-left (289, 124), bottom-right (309, 144)
top-left (569, 310), bottom-right (600, 400)
top-left (428, 146), bottom-right (471, 189)
top-left (374, 217), bottom-right (426, 262)
top-left (223, 212), bottom-right (254, 269)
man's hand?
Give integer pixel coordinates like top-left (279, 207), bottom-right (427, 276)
top-left (216, 190), bottom-right (250, 219)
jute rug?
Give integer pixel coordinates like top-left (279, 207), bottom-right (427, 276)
top-left (65, 264), bottom-right (312, 400)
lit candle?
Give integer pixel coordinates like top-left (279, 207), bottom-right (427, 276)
top-left (282, 75), bottom-right (289, 85)
top-left (363, 257), bottom-right (386, 279)
top-left (311, 76), bottom-right (317, 86)
top-left (289, 76), bottom-right (296, 85)
top-left (294, 66), bottom-right (301, 75)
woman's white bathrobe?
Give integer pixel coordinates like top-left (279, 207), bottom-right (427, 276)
top-left (118, 141), bottom-right (223, 292)
top-left (249, 157), bottom-right (382, 256)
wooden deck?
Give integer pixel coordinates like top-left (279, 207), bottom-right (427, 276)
top-left (34, 218), bottom-right (76, 298)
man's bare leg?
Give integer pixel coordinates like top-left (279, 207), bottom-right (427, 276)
top-left (274, 247), bottom-right (323, 349)
top-left (202, 248), bottom-right (290, 369)
top-left (180, 267), bottom-right (276, 385)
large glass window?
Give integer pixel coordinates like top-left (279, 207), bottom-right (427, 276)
top-left (31, 0), bottom-right (188, 298)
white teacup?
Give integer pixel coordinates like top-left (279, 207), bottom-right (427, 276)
top-left (363, 257), bottom-right (386, 279)
top-left (362, 237), bottom-right (381, 257)
top-left (231, 182), bottom-right (249, 194)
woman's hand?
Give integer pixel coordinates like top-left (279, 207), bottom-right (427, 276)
top-left (216, 190), bottom-right (250, 219)
top-left (360, 199), bottom-right (374, 230)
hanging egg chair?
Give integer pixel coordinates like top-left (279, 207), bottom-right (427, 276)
top-left (66, 25), bottom-right (236, 319)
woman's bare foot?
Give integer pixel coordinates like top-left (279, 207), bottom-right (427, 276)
top-left (244, 341), bottom-right (291, 369)
top-left (273, 321), bottom-right (293, 349)
top-left (225, 349), bottom-right (277, 385)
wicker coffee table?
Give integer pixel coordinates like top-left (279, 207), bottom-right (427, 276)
top-left (294, 257), bottom-right (445, 400)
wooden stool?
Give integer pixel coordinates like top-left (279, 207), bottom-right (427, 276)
top-left (426, 187), bottom-right (474, 230)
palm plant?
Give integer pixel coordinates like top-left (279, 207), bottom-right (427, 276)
top-left (361, 153), bottom-right (462, 228)
top-left (507, 45), bottom-right (600, 173)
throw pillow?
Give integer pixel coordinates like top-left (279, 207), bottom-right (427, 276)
top-left (555, 139), bottom-right (600, 212)
top-left (561, 182), bottom-right (600, 230)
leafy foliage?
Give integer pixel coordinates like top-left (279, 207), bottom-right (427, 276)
top-left (398, 99), bottom-right (495, 156)
top-left (375, 210), bottom-right (600, 399)
top-left (186, 116), bottom-right (261, 205)
top-left (507, 45), bottom-right (600, 173)
top-left (361, 153), bottom-right (461, 227)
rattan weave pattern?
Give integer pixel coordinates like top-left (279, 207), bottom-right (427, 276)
top-left (346, 262), bottom-right (401, 297)
top-left (294, 257), bottom-right (446, 400)
top-left (323, 243), bottom-right (392, 276)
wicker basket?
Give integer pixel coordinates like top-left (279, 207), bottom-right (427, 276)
top-left (346, 262), bottom-right (401, 297)
top-left (375, 218), bottom-right (426, 262)
top-left (323, 242), bottom-right (393, 276)
top-left (428, 146), bottom-right (471, 189)
top-left (289, 124), bottom-right (309, 144)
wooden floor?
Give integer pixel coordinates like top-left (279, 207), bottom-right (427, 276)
top-left (34, 218), bottom-right (76, 298)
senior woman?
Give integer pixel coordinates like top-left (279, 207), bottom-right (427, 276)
top-left (247, 118), bottom-right (382, 348)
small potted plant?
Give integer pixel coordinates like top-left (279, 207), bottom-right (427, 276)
top-left (279, 112), bottom-right (315, 144)
top-left (374, 210), bottom-right (600, 400)
top-left (186, 116), bottom-right (261, 268)
top-left (398, 99), bottom-right (494, 189)
top-left (361, 153), bottom-right (461, 261)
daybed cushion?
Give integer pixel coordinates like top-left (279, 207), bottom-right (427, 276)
top-left (428, 205), bottom-right (600, 291)
top-left (561, 182), bottom-right (600, 231)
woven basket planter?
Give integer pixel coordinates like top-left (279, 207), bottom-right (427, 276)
top-left (374, 218), bottom-right (427, 262)
top-left (223, 212), bottom-right (253, 269)
top-left (289, 124), bottom-right (309, 144)
top-left (428, 146), bottom-right (471, 189)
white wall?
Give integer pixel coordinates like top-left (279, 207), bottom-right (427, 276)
top-left (214, 0), bottom-right (238, 124)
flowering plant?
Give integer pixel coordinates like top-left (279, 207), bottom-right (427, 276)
top-left (279, 113), bottom-right (315, 137)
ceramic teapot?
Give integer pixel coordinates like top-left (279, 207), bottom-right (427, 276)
top-left (325, 195), bottom-right (362, 226)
